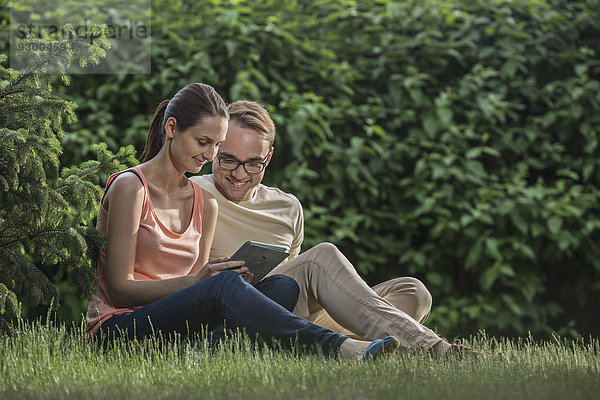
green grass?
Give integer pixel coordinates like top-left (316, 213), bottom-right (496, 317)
top-left (1, 320), bottom-right (599, 400)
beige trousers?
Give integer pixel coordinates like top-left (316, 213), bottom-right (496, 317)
top-left (267, 242), bottom-right (442, 349)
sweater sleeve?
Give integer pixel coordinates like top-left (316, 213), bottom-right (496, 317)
top-left (288, 198), bottom-right (304, 260)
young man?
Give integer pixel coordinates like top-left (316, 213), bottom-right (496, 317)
top-left (191, 100), bottom-right (467, 357)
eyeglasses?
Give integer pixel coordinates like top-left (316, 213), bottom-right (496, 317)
top-left (216, 153), bottom-right (270, 174)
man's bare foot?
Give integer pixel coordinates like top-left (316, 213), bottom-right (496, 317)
top-left (430, 340), bottom-right (451, 359)
top-left (445, 339), bottom-right (505, 361)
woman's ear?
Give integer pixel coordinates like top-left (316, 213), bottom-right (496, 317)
top-left (164, 117), bottom-right (177, 139)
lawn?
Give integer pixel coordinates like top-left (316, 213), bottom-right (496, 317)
top-left (1, 320), bottom-right (598, 400)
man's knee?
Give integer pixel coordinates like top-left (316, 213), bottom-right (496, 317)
top-left (408, 277), bottom-right (433, 318)
top-left (374, 277), bottom-right (433, 323)
top-left (307, 242), bottom-right (350, 271)
top-left (310, 242), bottom-right (339, 256)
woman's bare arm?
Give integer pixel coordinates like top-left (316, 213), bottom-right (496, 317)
top-left (103, 176), bottom-right (244, 308)
top-left (190, 190), bottom-right (218, 273)
top-left (189, 190), bottom-right (250, 279)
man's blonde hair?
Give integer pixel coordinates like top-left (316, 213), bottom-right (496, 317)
top-left (227, 100), bottom-right (276, 146)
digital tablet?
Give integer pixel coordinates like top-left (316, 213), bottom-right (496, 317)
top-left (229, 241), bottom-right (290, 285)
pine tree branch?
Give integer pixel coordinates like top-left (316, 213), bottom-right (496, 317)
top-left (30, 237), bottom-right (70, 264)
top-left (79, 168), bottom-right (101, 181)
top-left (0, 59), bottom-right (53, 101)
top-left (0, 228), bottom-right (68, 249)
top-left (0, 220), bottom-right (13, 237)
top-left (0, 224), bottom-right (15, 239)
top-left (55, 169), bottom-right (102, 192)
top-left (54, 169), bottom-right (102, 195)
top-left (5, 62), bottom-right (42, 90)
top-left (0, 89), bottom-right (27, 99)
top-left (0, 106), bottom-right (35, 115)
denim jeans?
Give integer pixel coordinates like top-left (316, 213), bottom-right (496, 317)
top-left (98, 271), bottom-right (346, 357)
top-left (205, 273), bottom-right (300, 346)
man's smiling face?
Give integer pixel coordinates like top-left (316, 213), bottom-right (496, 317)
top-left (212, 121), bottom-right (273, 202)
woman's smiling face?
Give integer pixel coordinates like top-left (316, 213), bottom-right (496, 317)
top-left (167, 115), bottom-right (228, 174)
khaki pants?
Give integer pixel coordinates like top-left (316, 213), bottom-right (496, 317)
top-left (267, 242), bottom-right (442, 349)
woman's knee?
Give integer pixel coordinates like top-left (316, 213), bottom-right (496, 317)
top-left (257, 274), bottom-right (299, 312)
top-left (267, 274), bottom-right (299, 292)
top-left (215, 269), bottom-right (245, 282)
top-left (191, 270), bottom-right (246, 299)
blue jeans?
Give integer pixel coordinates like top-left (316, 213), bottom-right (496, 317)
top-left (205, 273), bottom-right (300, 346)
top-left (98, 271), bottom-right (346, 357)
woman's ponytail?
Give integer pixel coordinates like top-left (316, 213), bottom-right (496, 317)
top-left (141, 99), bottom-right (170, 162)
top-left (140, 84), bottom-right (228, 162)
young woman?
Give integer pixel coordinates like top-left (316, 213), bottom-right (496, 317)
top-left (85, 83), bottom-right (399, 359)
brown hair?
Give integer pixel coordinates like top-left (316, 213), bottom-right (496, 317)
top-left (227, 100), bottom-right (275, 146)
top-left (142, 83), bottom-right (229, 162)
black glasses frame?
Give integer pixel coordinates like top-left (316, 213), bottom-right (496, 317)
top-left (216, 152), bottom-right (270, 174)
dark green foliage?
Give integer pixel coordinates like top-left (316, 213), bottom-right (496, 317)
top-left (0, 27), bottom-right (138, 327)
top-left (44, 0), bottom-right (600, 338)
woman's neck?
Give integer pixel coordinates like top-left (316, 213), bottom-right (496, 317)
top-left (139, 149), bottom-right (190, 193)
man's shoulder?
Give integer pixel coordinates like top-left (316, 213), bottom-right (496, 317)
top-left (190, 174), bottom-right (216, 193)
top-left (256, 183), bottom-right (300, 203)
top-left (255, 183), bottom-right (302, 211)
top-left (190, 174), bottom-right (213, 185)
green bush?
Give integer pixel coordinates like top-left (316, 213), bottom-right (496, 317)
top-left (38, 0), bottom-right (600, 339)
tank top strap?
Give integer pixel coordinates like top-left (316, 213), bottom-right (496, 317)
top-left (190, 179), bottom-right (204, 232)
top-left (100, 167), bottom-right (144, 204)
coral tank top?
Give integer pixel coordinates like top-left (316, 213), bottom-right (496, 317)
top-left (86, 166), bottom-right (204, 335)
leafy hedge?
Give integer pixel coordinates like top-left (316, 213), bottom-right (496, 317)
top-left (14, 0), bottom-right (599, 338)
